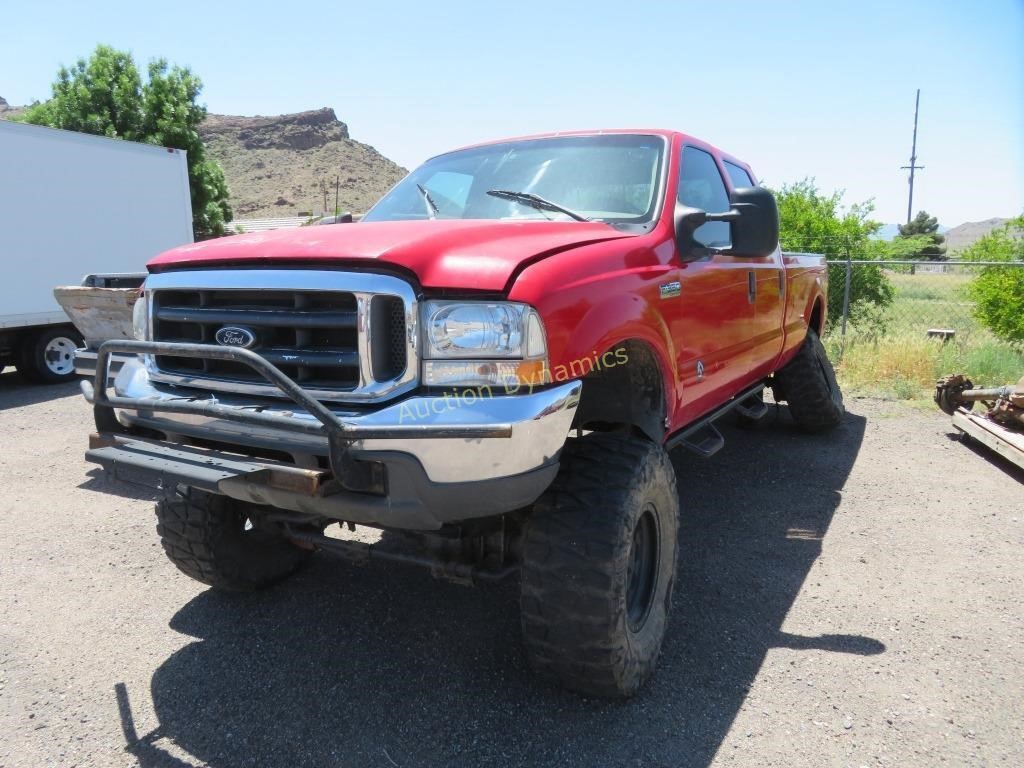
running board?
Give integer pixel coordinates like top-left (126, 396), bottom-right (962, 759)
top-left (674, 422), bottom-right (725, 458)
top-left (734, 393), bottom-right (769, 421)
top-left (665, 382), bottom-right (765, 458)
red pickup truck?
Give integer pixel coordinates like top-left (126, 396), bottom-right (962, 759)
top-left (79, 129), bottom-right (842, 697)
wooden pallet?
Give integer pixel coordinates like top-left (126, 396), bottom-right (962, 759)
top-left (952, 409), bottom-right (1024, 471)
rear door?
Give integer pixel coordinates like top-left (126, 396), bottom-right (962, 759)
top-left (722, 159), bottom-right (786, 381)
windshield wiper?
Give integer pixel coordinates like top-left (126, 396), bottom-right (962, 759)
top-left (416, 183), bottom-right (439, 219)
top-left (486, 190), bottom-right (589, 222)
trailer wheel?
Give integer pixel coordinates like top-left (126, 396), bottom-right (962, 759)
top-left (774, 328), bottom-right (844, 431)
top-left (16, 325), bottom-right (83, 383)
top-left (155, 485), bottom-right (310, 591)
top-left (520, 433), bottom-right (679, 698)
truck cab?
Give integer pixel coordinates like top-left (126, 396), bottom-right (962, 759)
top-left (79, 129), bottom-right (843, 697)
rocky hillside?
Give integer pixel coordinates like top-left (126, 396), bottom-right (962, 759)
top-left (0, 96), bottom-right (23, 118)
top-left (943, 218), bottom-right (1013, 255)
top-left (199, 108), bottom-right (406, 218)
top-left (0, 100), bottom-right (405, 219)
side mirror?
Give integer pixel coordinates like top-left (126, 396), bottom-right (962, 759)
top-left (673, 186), bottom-right (779, 260)
top-left (728, 186), bottom-right (779, 256)
top-left (673, 204), bottom-right (710, 261)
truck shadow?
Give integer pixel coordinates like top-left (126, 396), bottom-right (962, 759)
top-left (116, 407), bottom-right (874, 768)
top-left (0, 371), bottom-right (80, 411)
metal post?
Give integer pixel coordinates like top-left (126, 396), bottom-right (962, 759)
top-left (840, 238), bottom-right (852, 357)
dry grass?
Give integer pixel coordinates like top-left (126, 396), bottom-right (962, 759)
top-left (825, 270), bottom-right (1023, 400)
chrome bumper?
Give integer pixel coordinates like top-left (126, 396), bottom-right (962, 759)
top-left (80, 341), bottom-right (579, 527)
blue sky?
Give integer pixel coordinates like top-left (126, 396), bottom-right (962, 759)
top-left (3, 0), bottom-right (1021, 226)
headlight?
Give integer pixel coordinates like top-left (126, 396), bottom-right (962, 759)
top-left (132, 292), bottom-right (149, 341)
top-left (421, 300), bottom-right (548, 388)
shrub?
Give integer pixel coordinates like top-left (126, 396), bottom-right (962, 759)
top-left (772, 179), bottom-right (894, 326)
top-left (962, 215), bottom-right (1024, 343)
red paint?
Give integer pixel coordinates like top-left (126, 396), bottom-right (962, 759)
top-left (148, 219), bottom-right (630, 291)
top-left (147, 129), bottom-right (827, 436)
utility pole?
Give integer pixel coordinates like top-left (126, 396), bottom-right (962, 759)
top-left (900, 89), bottom-right (924, 225)
top-left (318, 178), bottom-right (329, 215)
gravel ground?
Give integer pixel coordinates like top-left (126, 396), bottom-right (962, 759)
top-left (1, 371), bottom-right (1022, 768)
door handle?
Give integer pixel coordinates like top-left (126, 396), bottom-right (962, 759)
top-left (747, 271), bottom-right (756, 304)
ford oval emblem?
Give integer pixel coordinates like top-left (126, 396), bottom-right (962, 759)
top-left (215, 326), bottom-right (257, 349)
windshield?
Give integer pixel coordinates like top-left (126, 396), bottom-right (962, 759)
top-left (363, 134), bottom-right (666, 227)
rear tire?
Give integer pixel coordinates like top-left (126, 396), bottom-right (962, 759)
top-left (16, 325), bottom-right (83, 383)
top-left (520, 433), bottom-right (679, 698)
top-left (155, 486), bottom-right (310, 591)
top-left (774, 329), bottom-right (844, 432)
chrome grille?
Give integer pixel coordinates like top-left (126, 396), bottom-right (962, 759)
top-left (144, 270), bottom-right (418, 403)
top-left (153, 289), bottom-right (361, 389)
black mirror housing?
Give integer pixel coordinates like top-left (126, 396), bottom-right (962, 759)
top-left (673, 187), bottom-right (778, 260)
top-left (728, 186), bottom-right (779, 256)
top-left (673, 204), bottom-right (709, 261)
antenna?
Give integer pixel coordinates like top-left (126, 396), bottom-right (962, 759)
top-left (900, 89), bottom-right (924, 225)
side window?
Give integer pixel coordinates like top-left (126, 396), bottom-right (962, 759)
top-left (723, 161), bottom-right (754, 189)
top-left (678, 147), bottom-right (731, 248)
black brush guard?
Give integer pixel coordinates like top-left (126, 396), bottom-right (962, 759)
top-left (81, 340), bottom-right (513, 491)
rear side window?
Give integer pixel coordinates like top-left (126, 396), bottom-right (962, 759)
top-left (723, 161), bottom-right (754, 189)
top-left (678, 146), bottom-right (731, 248)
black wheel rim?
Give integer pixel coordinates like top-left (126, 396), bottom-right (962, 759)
top-left (626, 504), bottom-right (659, 632)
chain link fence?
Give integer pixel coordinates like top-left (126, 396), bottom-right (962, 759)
top-left (784, 237), bottom-right (1024, 397)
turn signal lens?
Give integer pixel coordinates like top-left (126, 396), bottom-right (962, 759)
top-left (423, 359), bottom-right (550, 389)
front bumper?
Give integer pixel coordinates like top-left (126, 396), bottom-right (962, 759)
top-left (80, 341), bottom-right (579, 529)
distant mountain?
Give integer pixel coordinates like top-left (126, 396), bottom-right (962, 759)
top-left (873, 222), bottom-right (951, 242)
top-left (199, 108), bottom-right (406, 218)
top-left (0, 102), bottom-right (406, 219)
top-left (872, 223), bottom-right (901, 241)
top-left (0, 96), bottom-right (23, 118)
top-left (944, 218), bottom-right (1013, 255)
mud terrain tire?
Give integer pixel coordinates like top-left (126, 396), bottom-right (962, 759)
top-left (155, 486), bottom-right (309, 591)
top-left (774, 329), bottom-right (844, 431)
top-left (521, 433), bottom-right (679, 698)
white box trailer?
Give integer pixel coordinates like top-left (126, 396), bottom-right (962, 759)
top-left (0, 120), bottom-right (193, 382)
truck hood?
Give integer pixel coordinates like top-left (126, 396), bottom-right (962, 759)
top-left (147, 219), bottom-right (631, 291)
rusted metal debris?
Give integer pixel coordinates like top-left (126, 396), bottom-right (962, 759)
top-left (936, 374), bottom-right (1024, 431)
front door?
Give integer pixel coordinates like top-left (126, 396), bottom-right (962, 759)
top-left (668, 145), bottom-right (754, 425)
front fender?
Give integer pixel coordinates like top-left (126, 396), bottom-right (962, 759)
top-left (508, 234), bottom-right (679, 426)
top-left (550, 293), bottom-right (674, 392)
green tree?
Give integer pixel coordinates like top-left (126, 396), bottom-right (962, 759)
top-left (962, 214), bottom-right (1024, 343)
top-left (896, 210), bottom-right (946, 260)
top-left (19, 44), bottom-right (232, 237)
top-left (771, 179), bottom-right (894, 326)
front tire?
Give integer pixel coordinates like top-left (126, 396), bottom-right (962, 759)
top-left (773, 328), bottom-right (844, 431)
top-left (155, 486), bottom-right (310, 591)
top-left (520, 433), bottom-right (679, 698)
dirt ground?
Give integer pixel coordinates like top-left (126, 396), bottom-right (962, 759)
top-left (1, 371), bottom-right (1021, 768)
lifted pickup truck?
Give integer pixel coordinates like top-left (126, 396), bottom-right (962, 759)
top-left (80, 130), bottom-right (843, 697)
